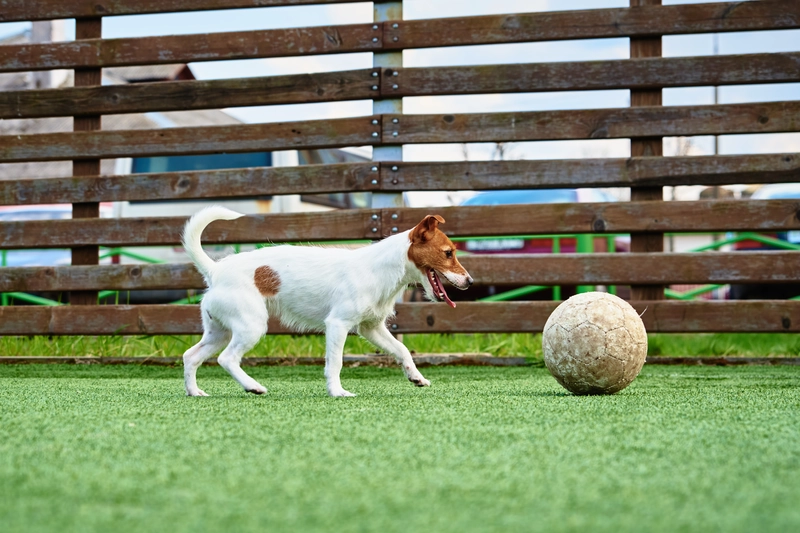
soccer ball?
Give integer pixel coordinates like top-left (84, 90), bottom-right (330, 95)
top-left (542, 292), bottom-right (647, 395)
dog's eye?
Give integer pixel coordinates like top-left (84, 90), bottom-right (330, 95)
top-left (445, 250), bottom-right (453, 258)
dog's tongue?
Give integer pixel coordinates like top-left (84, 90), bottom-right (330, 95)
top-left (431, 270), bottom-right (456, 308)
top-left (444, 292), bottom-right (456, 308)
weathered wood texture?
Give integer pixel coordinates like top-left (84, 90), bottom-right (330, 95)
top-left (1, 103), bottom-right (796, 163)
top-left (382, 53), bottom-right (800, 97)
top-left (391, 301), bottom-right (800, 334)
top-left (458, 252), bottom-right (800, 286)
top-left (1, 301), bottom-right (798, 335)
top-left (629, 0), bottom-right (664, 300)
top-left (2, 252), bottom-right (798, 292)
top-left (383, 102), bottom-right (800, 146)
top-left (0, 209), bottom-right (381, 249)
top-left (4, 154), bottom-right (798, 206)
top-left (5, 53), bottom-right (798, 119)
top-left (384, 1), bottom-right (799, 49)
top-left (0, 264), bottom-right (204, 292)
top-left (0, 117), bottom-right (380, 163)
top-left (0, 24), bottom-right (383, 73)
top-left (0, 69), bottom-right (380, 119)
top-left (2, 201), bottom-right (798, 249)
top-left (71, 17), bottom-right (102, 306)
top-left (382, 201), bottom-right (800, 238)
top-left (2, 2), bottom-right (796, 61)
top-left (378, 154), bottom-right (800, 192)
top-left (0, 0), bottom-right (361, 22)
top-left (2, 164), bottom-right (378, 205)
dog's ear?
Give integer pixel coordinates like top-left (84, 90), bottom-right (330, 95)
top-left (410, 214), bottom-right (445, 243)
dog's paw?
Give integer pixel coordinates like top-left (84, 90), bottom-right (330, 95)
top-left (409, 376), bottom-right (431, 387)
top-left (186, 389), bottom-right (209, 397)
top-left (245, 385), bottom-right (268, 395)
top-left (328, 388), bottom-right (356, 397)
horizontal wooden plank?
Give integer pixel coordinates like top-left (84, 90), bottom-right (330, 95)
top-left (392, 301), bottom-right (800, 333)
top-left (1, 163), bottom-right (378, 205)
top-left (7, 51), bottom-right (797, 118)
top-left (0, 69), bottom-right (379, 119)
top-left (3, 252), bottom-right (798, 292)
top-left (3, 2), bottom-right (795, 51)
top-left (0, 116), bottom-right (379, 163)
top-left (385, 101), bottom-right (800, 144)
top-left (0, 24), bottom-right (382, 73)
top-left (0, 0), bottom-right (359, 22)
top-left (4, 154), bottom-right (798, 206)
top-left (380, 153), bottom-right (800, 191)
top-left (459, 252), bottom-right (800, 286)
top-left (2, 101), bottom-right (796, 163)
top-left (0, 264), bottom-right (204, 292)
top-left (382, 200), bottom-right (800, 238)
top-left (1, 201), bottom-right (798, 250)
top-left (1, 301), bottom-right (798, 334)
top-left (383, 53), bottom-right (800, 97)
top-left (0, 24), bottom-right (382, 72)
top-left (385, 1), bottom-right (800, 50)
top-left (0, 209), bottom-right (381, 249)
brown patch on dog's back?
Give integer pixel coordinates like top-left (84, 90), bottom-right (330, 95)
top-left (254, 265), bottom-right (281, 297)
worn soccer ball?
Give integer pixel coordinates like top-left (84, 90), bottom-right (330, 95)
top-left (542, 292), bottom-right (647, 395)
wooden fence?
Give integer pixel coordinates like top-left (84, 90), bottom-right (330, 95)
top-left (1, 0), bottom-right (799, 336)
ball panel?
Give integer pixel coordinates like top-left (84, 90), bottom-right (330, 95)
top-left (584, 296), bottom-right (625, 331)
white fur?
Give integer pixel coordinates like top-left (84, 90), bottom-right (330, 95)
top-left (181, 206), bottom-right (459, 397)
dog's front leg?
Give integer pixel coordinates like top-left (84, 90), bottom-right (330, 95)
top-left (359, 323), bottom-right (430, 387)
top-left (324, 318), bottom-right (355, 397)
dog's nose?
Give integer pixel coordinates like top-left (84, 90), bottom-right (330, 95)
top-left (467, 276), bottom-right (474, 287)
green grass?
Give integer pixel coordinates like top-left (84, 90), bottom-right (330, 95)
top-left (2, 332), bottom-right (800, 358)
top-left (1, 364), bottom-right (799, 533)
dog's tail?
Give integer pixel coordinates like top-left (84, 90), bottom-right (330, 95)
top-left (182, 206), bottom-right (245, 281)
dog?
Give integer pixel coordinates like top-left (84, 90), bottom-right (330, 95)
top-left (181, 206), bottom-right (473, 397)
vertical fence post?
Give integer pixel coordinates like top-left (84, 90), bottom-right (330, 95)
top-left (70, 17), bottom-right (102, 306)
top-left (576, 234), bottom-right (594, 294)
top-left (1, 249), bottom-right (7, 306)
top-left (629, 0), bottom-right (664, 301)
top-left (372, 1), bottom-right (403, 211)
top-left (373, 2), bottom-right (404, 339)
top-left (551, 237), bottom-right (562, 301)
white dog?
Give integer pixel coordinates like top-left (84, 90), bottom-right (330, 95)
top-left (181, 206), bottom-right (472, 397)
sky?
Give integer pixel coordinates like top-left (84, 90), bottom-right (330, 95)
top-left (0, 0), bottom-right (798, 201)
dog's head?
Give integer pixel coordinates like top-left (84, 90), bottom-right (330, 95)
top-left (407, 215), bottom-right (472, 308)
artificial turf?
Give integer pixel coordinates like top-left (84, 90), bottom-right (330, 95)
top-left (1, 364), bottom-right (798, 533)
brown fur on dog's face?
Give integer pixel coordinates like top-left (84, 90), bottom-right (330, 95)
top-left (407, 215), bottom-right (472, 291)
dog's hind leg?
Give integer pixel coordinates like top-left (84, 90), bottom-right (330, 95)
top-left (358, 323), bottom-right (431, 387)
top-left (216, 309), bottom-right (269, 395)
top-left (324, 318), bottom-right (355, 397)
top-left (183, 320), bottom-right (231, 397)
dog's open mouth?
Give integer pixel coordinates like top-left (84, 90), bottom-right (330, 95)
top-left (428, 269), bottom-right (456, 308)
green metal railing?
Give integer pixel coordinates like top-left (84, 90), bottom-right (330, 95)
top-left (1, 232), bottom-right (799, 305)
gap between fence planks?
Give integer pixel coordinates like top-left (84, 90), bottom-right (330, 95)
top-left (3, 155), bottom-right (799, 206)
top-left (0, 301), bottom-right (798, 335)
top-left (1, 102), bottom-right (798, 163)
top-left (1, 201), bottom-right (798, 249)
top-left (2, 252), bottom-right (798, 293)
top-left (1, 2), bottom-right (796, 65)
